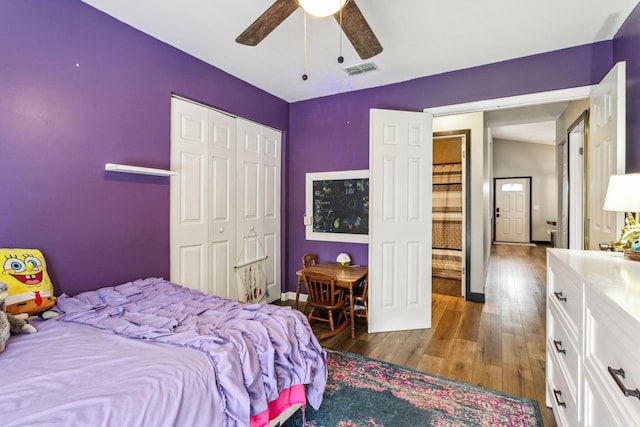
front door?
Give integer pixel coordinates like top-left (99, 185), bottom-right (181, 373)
top-left (495, 177), bottom-right (531, 243)
top-left (369, 108), bottom-right (433, 333)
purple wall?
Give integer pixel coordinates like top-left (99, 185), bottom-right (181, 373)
top-left (0, 1), bottom-right (289, 295)
top-left (614, 1), bottom-right (640, 173)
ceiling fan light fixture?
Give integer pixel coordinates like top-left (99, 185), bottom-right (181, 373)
top-left (297, 0), bottom-right (348, 17)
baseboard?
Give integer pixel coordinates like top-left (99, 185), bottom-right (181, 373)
top-left (280, 291), bottom-right (307, 303)
top-left (467, 292), bottom-right (485, 303)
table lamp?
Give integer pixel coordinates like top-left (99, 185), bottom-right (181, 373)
top-left (602, 173), bottom-right (640, 256)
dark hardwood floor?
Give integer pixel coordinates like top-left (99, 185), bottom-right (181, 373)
top-left (281, 243), bottom-right (556, 427)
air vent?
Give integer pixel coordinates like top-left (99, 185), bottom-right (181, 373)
top-left (343, 61), bottom-right (379, 76)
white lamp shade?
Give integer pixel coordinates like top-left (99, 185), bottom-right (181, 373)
top-left (603, 174), bottom-right (640, 212)
top-left (297, 0), bottom-right (348, 17)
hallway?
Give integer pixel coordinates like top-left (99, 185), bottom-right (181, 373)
top-left (310, 243), bottom-right (555, 426)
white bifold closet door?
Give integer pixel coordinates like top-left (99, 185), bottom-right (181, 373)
top-left (170, 97), bottom-right (281, 302)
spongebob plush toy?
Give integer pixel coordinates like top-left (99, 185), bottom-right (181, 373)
top-left (1, 249), bottom-right (56, 318)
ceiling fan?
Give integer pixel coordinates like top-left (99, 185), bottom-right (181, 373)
top-left (236, 0), bottom-right (383, 60)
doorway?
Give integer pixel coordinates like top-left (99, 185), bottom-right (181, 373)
top-left (566, 111), bottom-right (588, 249)
top-left (432, 130), bottom-right (470, 298)
top-left (494, 177), bottom-right (531, 243)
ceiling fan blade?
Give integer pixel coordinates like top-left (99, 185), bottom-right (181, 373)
top-left (334, 0), bottom-right (383, 60)
top-left (236, 0), bottom-right (299, 46)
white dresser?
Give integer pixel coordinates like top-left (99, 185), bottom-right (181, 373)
top-left (546, 249), bottom-right (640, 427)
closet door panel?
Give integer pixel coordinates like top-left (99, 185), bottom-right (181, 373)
top-left (237, 119), bottom-right (281, 303)
top-left (203, 112), bottom-right (238, 299)
top-left (208, 110), bottom-right (237, 299)
top-left (170, 98), bottom-right (209, 293)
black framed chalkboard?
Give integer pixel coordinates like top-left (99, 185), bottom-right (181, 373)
top-left (305, 170), bottom-right (369, 243)
top-left (312, 178), bottom-right (369, 234)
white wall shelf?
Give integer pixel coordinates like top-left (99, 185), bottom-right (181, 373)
top-left (105, 163), bottom-right (176, 177)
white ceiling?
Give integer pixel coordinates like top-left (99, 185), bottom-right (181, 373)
top-left (487, 101), bottom-right (571, 145)
top-left (81, 0), bottom-right (639, 103)
top-left (491, 121), bottom-right (557, 145)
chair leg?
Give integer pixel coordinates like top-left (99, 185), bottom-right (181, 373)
top-left (328, 309), bottom-right (335, 331)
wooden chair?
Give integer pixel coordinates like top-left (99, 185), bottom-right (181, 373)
top-left (347, 270), bottom-right (368, 323)
top-left (302, 271), bottom-right (349, 339)
top-left (297, 253), bottom-right (317, 312)
top-left (301, 253), bottom-right (317, 269)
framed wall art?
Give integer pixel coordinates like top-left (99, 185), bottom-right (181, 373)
top-left (305, 169), bottom-right (369, 243)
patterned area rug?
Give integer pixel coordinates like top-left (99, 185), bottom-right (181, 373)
top-left (283, 348), bottom-right (542, 427)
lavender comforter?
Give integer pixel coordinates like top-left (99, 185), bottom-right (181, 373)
top-left (3, 278), bottom-right (326, 427)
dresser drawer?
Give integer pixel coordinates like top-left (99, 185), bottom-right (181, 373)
top-left (547, 259), bottom-right (582, 338)
top-left (547, 353), bottom-right (578, 427)
top-left (548, 305), bottom-right (580, 397)
top-left (584, 374), bottom-right (630, 427)
top-left (584, 289), bottom-right (640, 425)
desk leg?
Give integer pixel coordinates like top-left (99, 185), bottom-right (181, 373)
top-left (295, 277), bottom-right (301, 311)
top-left (349, 285), bottom-right (355, 339)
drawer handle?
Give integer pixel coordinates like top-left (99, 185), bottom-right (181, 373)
top-left (553, 389), bottom-right (566, 407)
top-left (553, 291), bottom-right (567, 302)
top-left (608, 367), bottom-right (640, 400)
top-left (553, 340), bottom-right (566, 355)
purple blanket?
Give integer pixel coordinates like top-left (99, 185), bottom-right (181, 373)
top-left (56, 277), bottom-right (327, 426)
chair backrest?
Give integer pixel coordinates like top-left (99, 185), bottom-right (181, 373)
top-left (302, 271), bottom-right (342, 309)
top-left (301, 253), bottom-right (317, 269)
top-left (356, 271), bottom-right (368, 301)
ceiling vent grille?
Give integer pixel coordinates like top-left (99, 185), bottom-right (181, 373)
top-left (343, 62), bottom-right (379, 76)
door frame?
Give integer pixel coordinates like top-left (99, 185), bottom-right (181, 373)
top-left (493, 176), bottom-right (532, 244)
top-left (566, 110), bottom-right (589, 249)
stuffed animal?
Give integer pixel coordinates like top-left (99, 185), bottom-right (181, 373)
top-left (0, 282), bottom-right (36, 353)
top-left (1, 249), bottom-right (57, 318)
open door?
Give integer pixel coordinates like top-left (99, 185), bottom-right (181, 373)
top-left (369, 109), bottom-right (433, 333)
top-left (587, 62), bottom-right (626, 250)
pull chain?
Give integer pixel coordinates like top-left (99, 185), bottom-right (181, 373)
top-left (302, 10), bottom-right (308, 80)
top-left (338, 4), bottom-right (344, 63)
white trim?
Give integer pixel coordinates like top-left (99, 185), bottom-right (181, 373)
top-left (280, 291), bottom-right (307, 302)
top-left (424, 86), bottom-right (593, 117)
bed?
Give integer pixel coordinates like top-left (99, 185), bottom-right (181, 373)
top-left (0, 277), bottom-right (327, 427)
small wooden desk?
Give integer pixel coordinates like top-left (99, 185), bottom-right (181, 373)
top-left (296, 263), bottom-right (368, 339)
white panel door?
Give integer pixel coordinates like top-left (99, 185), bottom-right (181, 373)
top-left (236, 118), bottom-right (281, 303)
top-left (171, 98), bottom-right (236, 298)
top-left (369, 108), bottom-right (432, 333)
top-left (170, 98), bottom-right (209, 292)
top-left (588, 62), bottom-right (626, 250)
top-left (495, 178), bottom-right (530, 243)
top-left (208, 109), bottom-right (237, 299)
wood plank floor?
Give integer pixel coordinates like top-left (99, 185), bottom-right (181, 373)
top-left (282, 243), bottom-right (556, 427)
